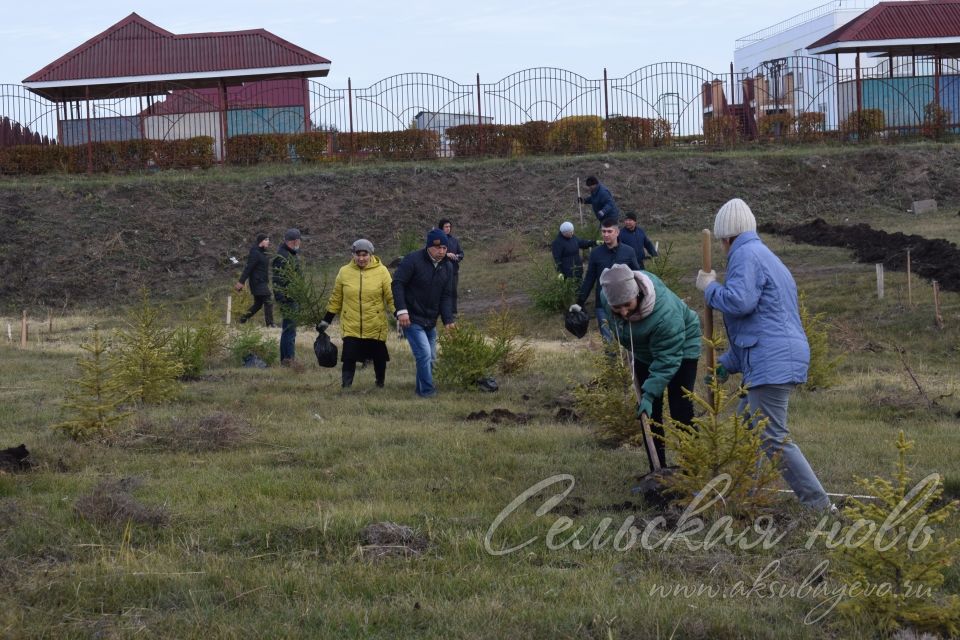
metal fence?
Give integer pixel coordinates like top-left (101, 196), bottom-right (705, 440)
top-left (3, 56), bottom-right (960, 171)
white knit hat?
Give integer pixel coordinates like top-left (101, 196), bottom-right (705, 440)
top-left (559, 221), bottom-right (574, 234)
top-left (713, 198), bottom-right (757, 239)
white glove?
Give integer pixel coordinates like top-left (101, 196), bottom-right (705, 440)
top-left (696, 269), bottom-right (717, 292)
top-left (569, 304), bottom-right (582, 313)
top-left (557, 273), bottom-right (565, 281)
top-left (316, 320), bottom-right (330, 332)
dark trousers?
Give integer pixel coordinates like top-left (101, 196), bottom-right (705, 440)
top-left (241, 294), bottom-right (274, 326)
top-left (451, 270), bottom-right (460, 315)
top-left (634, 357), bottom-right (699, 469)
top-left (280, 318), bottom-right (297, 361)
top-left (342, 359), bottom-right (387, 387)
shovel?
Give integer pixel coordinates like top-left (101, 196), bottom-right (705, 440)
top-left (622, 349), bottom-right (661, 472)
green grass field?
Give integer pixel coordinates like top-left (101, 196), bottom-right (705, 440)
top-left (1, 182), bottom-right (959, 638)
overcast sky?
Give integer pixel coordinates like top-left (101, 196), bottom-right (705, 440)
top-left (2, 0), bottom-right (814, 87)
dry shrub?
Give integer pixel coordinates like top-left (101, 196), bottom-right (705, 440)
top-left (358, 521), bottom-right (429, 560)
top-left (124, 411), bottom-right (252, 452)
top-left (74, 477), bottom-right (168, 528)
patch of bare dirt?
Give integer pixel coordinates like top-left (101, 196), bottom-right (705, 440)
top-left (357, 522), bottom-right (429, 560)
top-left (0, 444), bottom-right (32, 472)
top-left (465, 408), bottom-right (531, 424)
top-left (763, 218), bottom-right (960, 292)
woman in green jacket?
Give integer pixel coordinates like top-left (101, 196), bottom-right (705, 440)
top-left (320, 239), bottom-right (396, 388)
top-left (599, 263), bottom-right (702, 468)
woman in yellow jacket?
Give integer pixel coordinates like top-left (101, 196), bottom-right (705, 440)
top-left (319, 239), bottom-right (395, 388)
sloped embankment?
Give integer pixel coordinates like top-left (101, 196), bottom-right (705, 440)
top-left (1, 145), bottom-right (958, 307)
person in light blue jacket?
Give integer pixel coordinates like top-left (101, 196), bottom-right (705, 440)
top-left (696, 198), bottom-right (830, 511)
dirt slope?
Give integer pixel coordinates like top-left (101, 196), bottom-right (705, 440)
top-left (1, 145), bottom-right (958, 308)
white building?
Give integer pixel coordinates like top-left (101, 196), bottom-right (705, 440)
top-left (734, 0), bottom-right (891, 74)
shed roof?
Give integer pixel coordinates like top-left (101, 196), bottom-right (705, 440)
top-left (23, 13), bottom-right (331, 100)
top-left (808, 0), bottom-right (960, 55)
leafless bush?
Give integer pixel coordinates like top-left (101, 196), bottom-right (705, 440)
top-left (74, 477), bottom-right (168, 528)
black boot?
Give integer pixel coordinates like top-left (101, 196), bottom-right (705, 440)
top-left (341, 362), bottom-right (356, 388)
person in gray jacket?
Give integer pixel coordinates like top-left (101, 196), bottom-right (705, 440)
top-left (697, 198), bottom-right (830, 511)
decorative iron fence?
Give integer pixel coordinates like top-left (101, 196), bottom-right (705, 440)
top-left (3, 56), bottom-right (960, 173)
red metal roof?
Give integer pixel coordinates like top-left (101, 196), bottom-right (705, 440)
top-left (23, 13), bottom-right (330, 84)
top-left (809, 0), bottom-right (960, 51)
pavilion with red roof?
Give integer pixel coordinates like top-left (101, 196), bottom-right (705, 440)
top-left (21, 13), bottom-right (331, 158)
top-left (807, 0), bottom-right (960, 133)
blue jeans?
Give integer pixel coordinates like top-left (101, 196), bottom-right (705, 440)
top-left (595, 306), bottom-right (613, 343)
top-left (739, 384), bottom-right (830, 510)
top-left (280, 318), bottom-right (297, 361)
top-left (404, 323), bottom-right (438, 397)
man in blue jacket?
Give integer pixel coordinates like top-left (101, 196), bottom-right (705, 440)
top-left (572, 218), bottom-right (641, 342)
top-left (392, 229), bottom-right (456, 398)
top-left (619, 212), bottom-right (658, 270)
top-left (578, 176), bottom-right (620, 224)
top-left (696, 198), bottom-right (831, 511)
top-left (551, 221), bottom-right (597, 280)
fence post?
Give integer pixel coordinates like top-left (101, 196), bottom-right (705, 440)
top-left (855, 50), bottom-right (863, 140)
top-left (226, 295), bottom-right (232, 325)
top-left (20, 310), bottom-right (27, 349)
top-left (219, 79), bottom-right (229, 164)
top-left (476, 73), bottom-right (484, 157)
top-left (729, 62), bottom-right (735, 119)
top-left (347, 77), bottom-right (355, 160)
top-left (876, 264), bottom-right (884, 299)
top-left (603, 68), bottom-right (609, 121)
top-left (84, 86), bottom-right (93, 174)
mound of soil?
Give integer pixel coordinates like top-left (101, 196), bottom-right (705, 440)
top-left (763, 218), bottom-right (960, 292)
top-left (465, 408), bottom-right (531, 424)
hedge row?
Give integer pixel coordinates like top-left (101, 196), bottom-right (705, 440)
top-left (446, 115), bottom-right (672, 157)
top-left (0, 137), bottom-right (215, 175)
top-left (225, 132), bottom-right (332, 166)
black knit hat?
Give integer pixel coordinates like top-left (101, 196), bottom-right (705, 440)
top-left (255, 233), bottom-right (268, 243)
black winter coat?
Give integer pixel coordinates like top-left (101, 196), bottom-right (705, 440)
top-left (392, 249), bottom-right (455, 328)
top-left (577, 242), bottom-right (641, 307)
top-left (551, 233), bottom-right (596, 279)
top-left (272, 242), bottom-right (302, 304)
top-left (239, 244), bottom-right (272, 296)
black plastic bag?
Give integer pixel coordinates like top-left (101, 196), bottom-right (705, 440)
top-left (477, 376), bottom-right (499, 392)
top-left (564, 308), bottom-right (590, 339)
top-left (313, 331), bottom-right (339, 368)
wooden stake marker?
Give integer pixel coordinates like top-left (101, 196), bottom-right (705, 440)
top-left (702, 229), bottom-right (716, 404)
top-left (576, 178), bottom-right (584, 227)
top-left (906, 249), bottom-right (913, 307)
top-left (226, 295), bottom-right (233, 325)
top-left (876, 264), bottom-right (884, 299)
top-left (933, 281), bottom-right (944, 329)
top-left (20, 310), bottom-right (27, 349)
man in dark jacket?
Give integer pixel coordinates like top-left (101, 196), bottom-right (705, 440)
top-left (573, 218), bottom-right (641, 342)
top-left (235, 233), bottom-right (274, 326)
top-left (272, 228), bottom-right (303, 364)
top-left (392, 228), bottom-right (456, 398)
top-left (578, 176), bottom-right (620, 224)
top-left (438, 218), bottom-right (464, 314)
top-left (551, 221), bottom-right (596, 280)
top-left (618, 212), bottom-right (658, 270)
